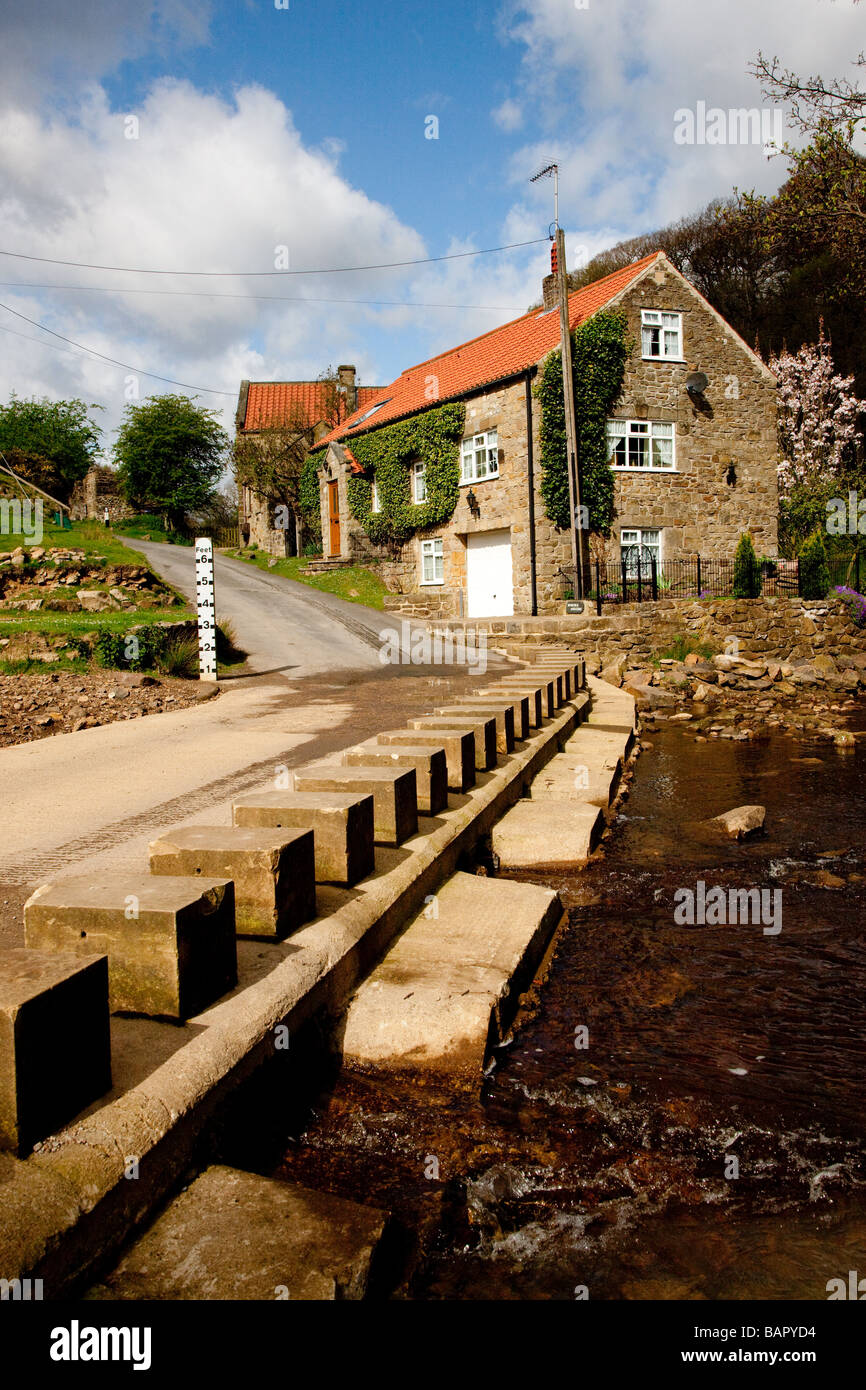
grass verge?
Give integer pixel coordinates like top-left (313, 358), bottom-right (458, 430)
top-left (225, 547), bottom-right (390, 610)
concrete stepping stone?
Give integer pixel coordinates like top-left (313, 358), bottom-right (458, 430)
top-left (87, 1165), bottom-right (389, 1301)
top-left (530, 666), bottom-right (571, 698)
top-left (340, 742), bottom-right (448, 817)
top-left (376, 729), bottom-right (475, 794)
top-left (291, 765), bottom-right (417, 846)
top-left (408, 715), bottom-right (497, 771)
top-left (488, 675), bottom-right (556, 717)
top-left (0, 949), bottom-right (111, 1154)
top-left (149, 826), bottom-right (316, 939)
top-left (491, 799), bottom-right (603, 870)
top-left (564, 720), bottom-right (635, 759)
top-left (434, 702), bottom-right (515, 754)
top-left (460, 690), bottom-right (530, 740)
top-left (530, 757), bottom-right (621, 808)
top-left (232, 791), bottom-right (374, 885)
top-left (341, 872), bottom-right (564, 1085)
top-left (482, 682), bottom-right (544, 728)
top-left (24, 876), bottom-right (237, 1021)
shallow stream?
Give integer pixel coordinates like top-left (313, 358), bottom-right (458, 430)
top-left (273, 720), bottom-right (866, 1299)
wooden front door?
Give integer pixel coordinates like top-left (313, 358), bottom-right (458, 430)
top-left (327, 481), bottom-right (341, 557)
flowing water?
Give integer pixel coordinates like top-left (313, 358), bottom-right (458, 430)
top-left (272, 719), bottom-right (866, 1300)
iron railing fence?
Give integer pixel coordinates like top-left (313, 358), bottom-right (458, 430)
top-left (557, 551), bottom-right (863, 615)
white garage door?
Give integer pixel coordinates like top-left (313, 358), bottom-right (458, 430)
top-left (466, 529), bottom-right (513, 617)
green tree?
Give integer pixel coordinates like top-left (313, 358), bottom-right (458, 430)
top-left (799, 529), bottom-right (831, 599)
top-left (114, 395), bottom-right (228, 531)
top-left (732, 532), bottom-right (762, 598)
top-left (0, 395), bottom-right (102, 499)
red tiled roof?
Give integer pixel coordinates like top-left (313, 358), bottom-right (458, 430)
top-left (320, 253), bottom-right (663, 448)
top-left (241, 381), bottom-right (382, 432)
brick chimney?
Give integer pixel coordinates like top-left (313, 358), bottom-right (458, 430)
top-left (542, 274), bottom-right (558, 311)
top-left (337, 364), bottom-right (357, 416)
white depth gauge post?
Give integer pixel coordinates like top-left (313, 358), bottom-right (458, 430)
top-left (194, 537), bottom-right (217, 681)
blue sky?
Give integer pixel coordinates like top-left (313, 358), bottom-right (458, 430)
top-left (0, 0), bottom-right (863, 453)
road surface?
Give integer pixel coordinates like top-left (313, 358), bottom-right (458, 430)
top-left (130, 539), bottom-right (385, 680)
top-left (0, 542), bottom-right (504, 926)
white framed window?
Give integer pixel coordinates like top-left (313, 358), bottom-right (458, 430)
top-left (371, 478), bottom-right (381, 512)
top-left (412, 460), bottom-right (427, 503)
top-left (420, 537), bottom-right (444, 585)
top-left (460, 430), bottom-right (499, 483)
top-left (621, 528), bottom-right (662, 577)
top-left (641, 310), bottom-right (683, 360)
top-left (606, 419), bottom-right (676, 471)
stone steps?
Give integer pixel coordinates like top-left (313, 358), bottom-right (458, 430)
top-left (87, 1165), bottom-right (389, 1301)
top-left (341, 872), bottom-right (565, 1087)
top-left (492, 674), bottom-right (635, 871)
top-left (3, 651), bottom-right (621, 1290)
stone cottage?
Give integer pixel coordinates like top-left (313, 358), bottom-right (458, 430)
top-left (234, 366), bottom-right (383, 554)
top-left (312, 251), bottom-right (779, 617)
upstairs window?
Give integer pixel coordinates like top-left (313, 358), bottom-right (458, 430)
top-left (371, 477), bottom-right (381, 512)
top-left (460, 430), bottom-right (499, 483)
top-left (412, 460), bottom-right (428, 503)
top-left (607, 419), bottom-right (676, 471)
top-left (641, 310), bottom-right (683, 360)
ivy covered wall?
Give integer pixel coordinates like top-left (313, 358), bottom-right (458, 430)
top-left (344, 402), bottom-right (466, 546)
top-left (535, 309), bottom-right (631, 537)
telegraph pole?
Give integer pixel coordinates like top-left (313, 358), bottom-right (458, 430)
top-left (530, 163), bottom-right (585, 597)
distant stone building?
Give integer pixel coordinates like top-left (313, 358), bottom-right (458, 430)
top-left (69, 466), bottom-right (135, 524)
top-left (234, 367), bottom-right (384, 555)
top-left (311, 252), bottom-right (778, 617)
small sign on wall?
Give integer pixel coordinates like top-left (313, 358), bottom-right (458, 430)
top-left (565, 600), bottom-right (585, 615)
top-left (195, 537), bottom-right (217, 681)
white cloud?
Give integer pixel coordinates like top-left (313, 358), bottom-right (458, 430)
top-left (492, 98), bottom-right (525, 131)
top-left (501, 0), bottom-right (866, 241)
top-left (0, 0), bottom-right (212, 107)
top-left (0, 80), bottom-right (428, 443)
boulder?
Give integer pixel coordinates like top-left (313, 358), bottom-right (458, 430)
top-left (707, 805), bottom-right (766, 840)
top-left (116, 671), bottom-right (158, 688)
top-left (623, 666), bottom-right (654, 688)
top-left (634, 686), bottom-right (678, 709)
top-left (812, 653), bottom-right (838, 677)
top-left (78, 590), bottom-right (111, 612)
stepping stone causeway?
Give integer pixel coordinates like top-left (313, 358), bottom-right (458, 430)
top-left (232, 790), bottom-right (375, 885)
top-left (291, 764), bottom-right (418, 846)
top-left (87, 1165), bottom-right (390, 1301)
top-left (376, 728), bottom-right (475, 793)
top-left (0, 948), bottom-right (111, 1154)
top-left (24, 874), bottom-right (237, 1020)
top-left (148, 825), bottom-right (316, 939)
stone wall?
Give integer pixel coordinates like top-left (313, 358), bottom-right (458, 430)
top-left (606, 264), bottom-right (779, 562)
top-left (427, 596), bottom-right (866, 669)
top-left (69, 467), bottom-right (135, 524)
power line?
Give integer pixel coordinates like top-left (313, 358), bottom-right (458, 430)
top-left (0, 280), bottom-right (525, 312)
top-left (0, 299), bottom-right (234, 397)
top-left (0, 237), bottom-right (547, 279)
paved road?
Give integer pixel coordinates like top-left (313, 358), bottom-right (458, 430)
top-left (129, 540), bottom-right (384, 680)
top-left (0, 543), bottom-right (498, 904)
top-left (0, 546), bottom-right (390, 888)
